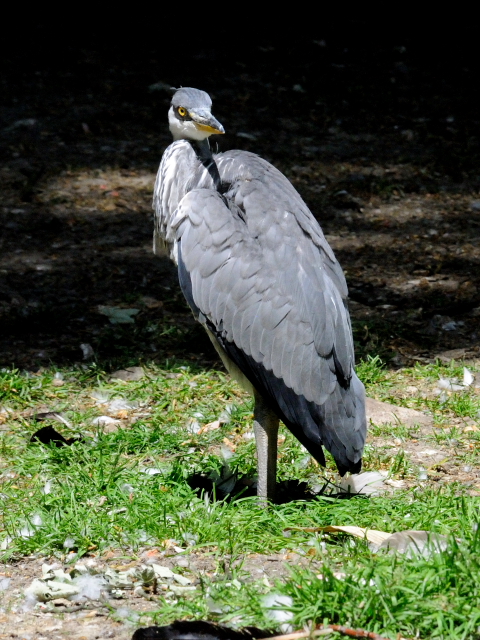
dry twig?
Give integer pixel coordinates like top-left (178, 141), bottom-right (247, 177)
top-left (267, 624), bottom-right (391, 640)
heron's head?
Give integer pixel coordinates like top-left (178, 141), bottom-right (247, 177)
top-left (169, 87), bottom-right (225, 141)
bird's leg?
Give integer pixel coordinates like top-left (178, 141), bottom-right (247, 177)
top-left (253, 393), bottom-right (279, 504)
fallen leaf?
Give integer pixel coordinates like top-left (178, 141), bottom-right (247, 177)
top-left (98, 305), bottom-right (140, 324)
top-left (199, 420), bottom-right (221, 434)
top-left (222, 437), bottom-right (236, 451)
top-left (318, 525), bottom-right (392, 547)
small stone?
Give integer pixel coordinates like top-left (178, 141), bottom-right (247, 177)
top-left (175, 558), bottom-right (189, 568)
top-left (366, 397), bottom-right (433, 428)
top-left (435, 348), bottom-right (468, 363)
top-left (405, 386), bottom-right (419, 394)
top-left (110, 366), bottom-right (144, 382)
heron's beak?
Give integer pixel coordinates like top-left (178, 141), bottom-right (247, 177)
top-left (189, 108), bottom-right (225, 135)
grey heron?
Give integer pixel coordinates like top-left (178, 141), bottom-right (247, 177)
top-left (153, 87), bottom-right (366, 501)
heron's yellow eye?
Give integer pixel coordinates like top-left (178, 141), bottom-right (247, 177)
top-left (178, 107), bottom-right (187, 117)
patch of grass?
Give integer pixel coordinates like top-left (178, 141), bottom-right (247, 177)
top-left (282, 536), bottom-right (480, 640)
top-left (140, 488), bottom-right (480, 638)
top-left (356, 355), bottom-right (388, 388)
top-left (1, 358), bottom-right (480, 637)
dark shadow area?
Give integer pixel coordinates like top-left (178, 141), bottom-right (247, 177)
top-left (187, 473), bottom-right (365, 505)
top-left (1, 20), bottom-right (479, 370)
top-left (131, 620), bottom-right (274, 640)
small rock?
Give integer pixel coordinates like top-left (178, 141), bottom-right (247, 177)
top-left (366, 397), bottom-right (433, 428)
top-left (110, 366), bottom-right (145, 382)
top-left (378, 530), bottom-right (448, 557)
top-left (435, 348), bottom-right (468, 362)
top-left (175, 558), bottom-right (189, 568)
top-left (0, 578), bottom-right (11, 590)
top-left (140, 296), bottom-right (163, 309)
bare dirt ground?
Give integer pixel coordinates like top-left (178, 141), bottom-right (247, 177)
top-left (0, 548), bottom-right (315, 638)
top-left (1, 31), bottom-right (479, 371)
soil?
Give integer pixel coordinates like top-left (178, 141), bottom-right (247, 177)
top-left (1, 26), bottom-right (479, 371)
top-left (0, 549), bottom-right (314, 638)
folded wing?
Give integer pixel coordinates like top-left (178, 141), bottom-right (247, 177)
top-left (172, 185), bottom-right (366, 473)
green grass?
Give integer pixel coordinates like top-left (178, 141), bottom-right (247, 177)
top-left (1, 357), bottom-right (480, 638)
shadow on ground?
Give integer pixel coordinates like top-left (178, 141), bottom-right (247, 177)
top-left (1, 26), bottom-right (479, 371)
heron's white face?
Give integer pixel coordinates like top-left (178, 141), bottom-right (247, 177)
top-left (168, 106), bottom-right (225, 141)
top-left (168, 107), bottom-right (209, 141)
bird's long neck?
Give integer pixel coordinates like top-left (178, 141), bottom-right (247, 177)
top-left (191, 139), bottom-right (223, 193)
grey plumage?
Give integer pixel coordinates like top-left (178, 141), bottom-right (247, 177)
top-left (153, 88), bottom-right (366, 499)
